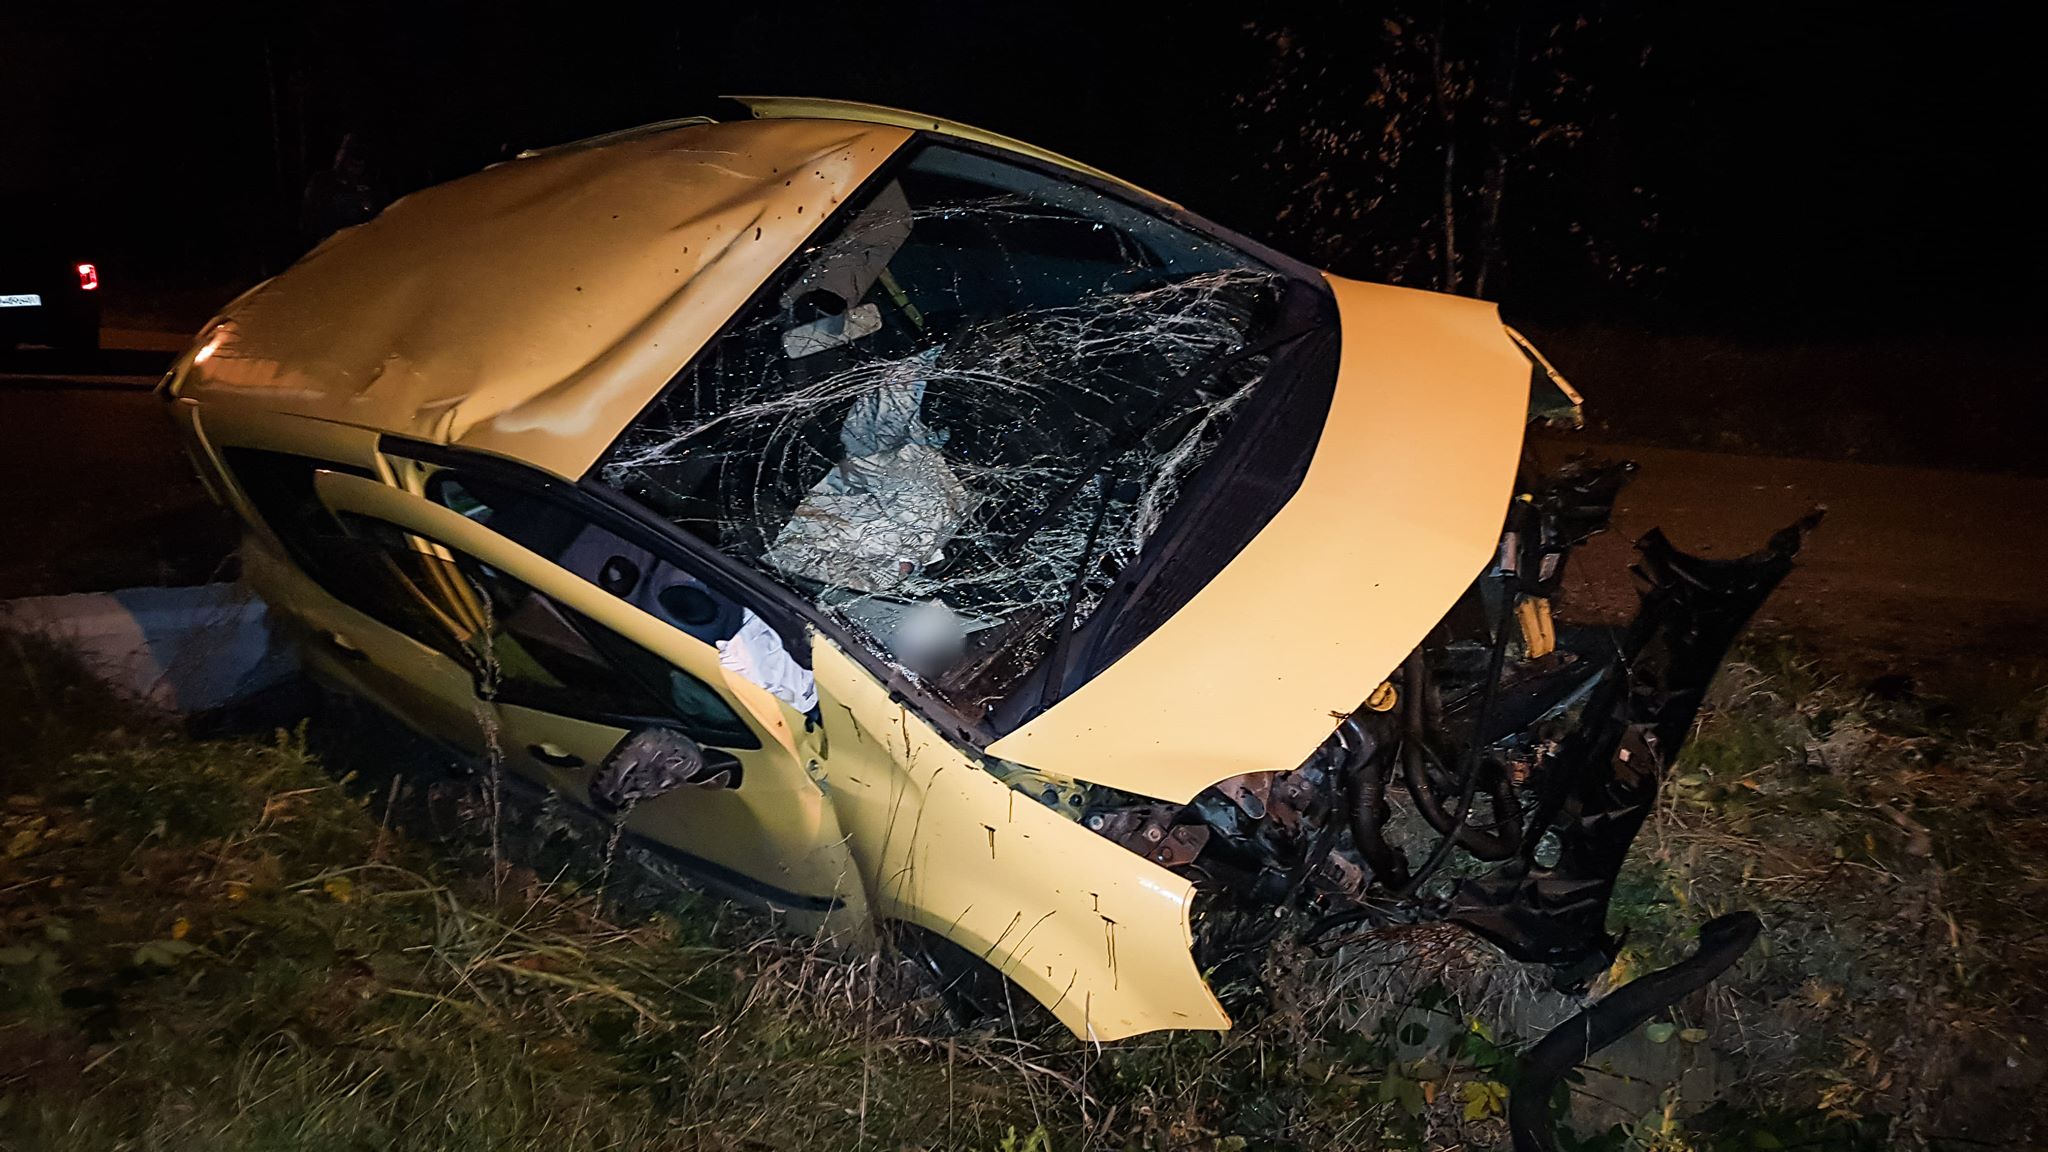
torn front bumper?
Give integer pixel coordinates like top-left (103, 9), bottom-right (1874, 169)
top-left (1449, 511), bottom-right (1824, 968)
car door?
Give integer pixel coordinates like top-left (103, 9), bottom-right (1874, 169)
top-left (311, 469), bottom-right (865, 924)
top-left (192, 418), bottom-right (489, 759)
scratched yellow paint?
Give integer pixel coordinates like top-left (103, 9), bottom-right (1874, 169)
top-left (807, 641), bottom-right (1230, 1040)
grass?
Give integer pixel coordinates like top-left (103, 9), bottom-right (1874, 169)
top-left (1597, 642), bottom-right (2048, 1148)
top-left (1, 631), bottom-right (2043, 1150)
top-left (0, 635), bottom-right (1019, 1151)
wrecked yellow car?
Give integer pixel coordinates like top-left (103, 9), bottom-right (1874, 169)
top-left (162, 99), bottom-right (1813, 1049)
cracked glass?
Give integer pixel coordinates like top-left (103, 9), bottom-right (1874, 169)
top-left (599, 142), bottom-right (1327, 723)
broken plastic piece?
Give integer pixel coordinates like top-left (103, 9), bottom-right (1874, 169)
top-left (1509, 912), bottom-right (1762, 1152)
top-left (591, 727), bottom-right (727, 811)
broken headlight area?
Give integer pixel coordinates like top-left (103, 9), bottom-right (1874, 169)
top-left (1070, 457), bottom-right (1821, 988)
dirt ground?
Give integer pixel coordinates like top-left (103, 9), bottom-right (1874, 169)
top-left (1523, 323), bottom-right (2048, 478)
top-left (1531, 430), bottom-right (2048, 708)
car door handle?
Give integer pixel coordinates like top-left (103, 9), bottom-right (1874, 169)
top-left (324, 631), bottom-right (369, 662)
top-left (527, 743), bottom-right (585, 769)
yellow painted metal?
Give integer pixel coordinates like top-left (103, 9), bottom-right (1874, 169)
top-left (165, 398), bottom-right (230, 509)
top-left (312, 471), bottom-right (866, 921)
top-left (488, 703), bottom-right (867, 934)
top-left (1364, 680), bottom-right (1400, 713)
top-left (727, 96), bottom-right (1182, 208)
top-left (807, 641), bottom-right (1231, 1040)
top-left (319, 469), bottom-right (1230, 1037)
top-left (989, 277), bottom-right (1531, 802)
top-left (172, 118), bottom-right (911, 481)
top-left (242, 531), bottom-right (491, 758)
top-left (1516, 596), bottom-right (1557, 660)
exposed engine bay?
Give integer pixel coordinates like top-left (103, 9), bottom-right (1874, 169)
top-left (1050, 455), bottom-right (1821, 987)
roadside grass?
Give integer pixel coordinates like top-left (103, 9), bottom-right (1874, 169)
top-left (1, 631), bottom-right (2042, 1150)
top-left (1601, 641), bottom-right (2048, 1148)
top-left (0, 635), bottom-right (1027, 1151)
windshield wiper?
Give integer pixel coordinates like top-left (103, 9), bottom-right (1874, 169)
top-left (1035, 464), bottom-right (1121, 711)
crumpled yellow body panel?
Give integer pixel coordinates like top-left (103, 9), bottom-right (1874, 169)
top-left (988, 277), bottom-right (1530, 802)
top-left (175, 118), bottom-right (909, 481)
top-left (809, 641), bottom-right (1230, 1040)
top-left (294, 455), bottom-right (1231, 1040)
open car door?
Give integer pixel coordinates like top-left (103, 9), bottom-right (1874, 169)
top-left (311, 470), bottom-right (866, 925)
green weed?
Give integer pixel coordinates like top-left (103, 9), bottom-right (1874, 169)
top-left (1, 632), bottom-right (2042, 1150)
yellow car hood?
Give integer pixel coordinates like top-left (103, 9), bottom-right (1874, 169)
top-left (987, 276), bottom-right (1531, 802)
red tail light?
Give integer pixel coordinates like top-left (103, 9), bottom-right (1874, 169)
top-left (76, 263), bottom-right (99, 291)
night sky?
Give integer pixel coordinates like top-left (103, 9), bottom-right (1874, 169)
top-left (5, 1), bottom-right (2038, 463)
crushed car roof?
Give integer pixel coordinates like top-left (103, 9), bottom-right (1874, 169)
top-left (172, 117), bottom-right (912, 479)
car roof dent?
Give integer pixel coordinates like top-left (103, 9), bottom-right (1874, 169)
top-left (176, 118), bottom-right (912, 480)
top-left (988, 277), bottom-right (1531, 802)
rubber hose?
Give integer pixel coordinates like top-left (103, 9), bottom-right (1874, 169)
top-left (1341, 719), bottom-right (1410, 889)
top-left (1401, 653), bottom-right (1521, 860)
top-left (1399, 625), bottom-right (1512, 899)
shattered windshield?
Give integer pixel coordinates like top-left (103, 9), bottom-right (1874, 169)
top-left (599, 141), bottom-right (1330, 724)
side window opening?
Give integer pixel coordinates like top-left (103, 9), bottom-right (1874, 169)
top-left (424, 471), bottom-right (817, 716)
top-left (215, 447), bottom-right (757, 749)
top-left (405, 527), bottom-right (759, 750)
top-left (221, 447), bottom-right (465, 652)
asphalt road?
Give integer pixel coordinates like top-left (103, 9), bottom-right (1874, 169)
top-left (0, 346), bottom-right (171, 382)
top-left (4, 367), bottom-right (2043, 706)
top-left (0, 377), bottom-right (238, 597)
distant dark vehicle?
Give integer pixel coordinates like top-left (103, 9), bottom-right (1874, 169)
top-left (0, 242), bottom-right (102, 350)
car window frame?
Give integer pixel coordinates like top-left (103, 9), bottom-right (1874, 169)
top-left (226, 444), bottom-right (764, 749)
top-left (423, 532), bottom-right (761, 749)
top-left (304, 504), bottom-right (758, 747)
top-left (381, 434), bottom-right (985, 743)
top-left (219, 447), bottom-right (486, 658)
top-left (384, 437), bottom-right (816, 666)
